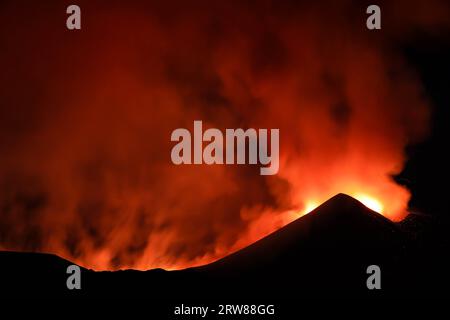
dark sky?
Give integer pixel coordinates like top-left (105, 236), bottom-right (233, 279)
top-left (400, 37), bottom-right (450, 218)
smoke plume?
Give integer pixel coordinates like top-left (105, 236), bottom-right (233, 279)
top-left (0, 0), bottom-right (448, 269)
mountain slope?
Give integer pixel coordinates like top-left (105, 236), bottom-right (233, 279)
top-left (0, 193), bottom-right (439, 298)
top-left (199, 193), bottom-right (404, 272)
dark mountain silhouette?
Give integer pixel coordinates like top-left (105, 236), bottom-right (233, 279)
top-left (0, 193), bottom-right (448, 299)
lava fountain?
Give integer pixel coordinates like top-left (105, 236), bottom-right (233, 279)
top-left (0, 0), bottom-right (443, 270)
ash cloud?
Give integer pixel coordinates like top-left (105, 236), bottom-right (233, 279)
top-left (0, 0), bottom-right (448, 270)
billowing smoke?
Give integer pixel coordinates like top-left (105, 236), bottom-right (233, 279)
top-left (0, 0), bottom-right (447, 270)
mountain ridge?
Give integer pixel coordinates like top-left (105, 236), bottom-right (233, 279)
top-left (0, 193), bottom-right (445, 298)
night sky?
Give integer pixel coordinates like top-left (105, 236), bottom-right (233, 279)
top-left (1, 0), bottom-right (449, 270)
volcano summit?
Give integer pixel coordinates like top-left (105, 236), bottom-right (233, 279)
top-left (0, 194), bottom-right (447, 299)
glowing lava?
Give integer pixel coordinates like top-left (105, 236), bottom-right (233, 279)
top-left (299, 194), bottom-right (384, 217)
top-left (0, 0), bottom-right (432, 271)
top-left (353, 194), bottom-right (384, 213)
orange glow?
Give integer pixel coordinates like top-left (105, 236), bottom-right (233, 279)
top-left (286, 178), bottom-right (410, 223)
top-left (0, 0), bottom-right (435, 271)
top-left (302, 201), bottom-right (320, 216)
top-left (297, 194), bottom-right (384, 217)
top-left (353, 194), bottom-right (384, 213)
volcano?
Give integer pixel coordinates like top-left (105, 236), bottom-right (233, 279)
top-left (0, 194), bottom-right (444, 299)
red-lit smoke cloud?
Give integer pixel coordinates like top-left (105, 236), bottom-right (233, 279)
top-left (0, 0), bottom-right (448, 270)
